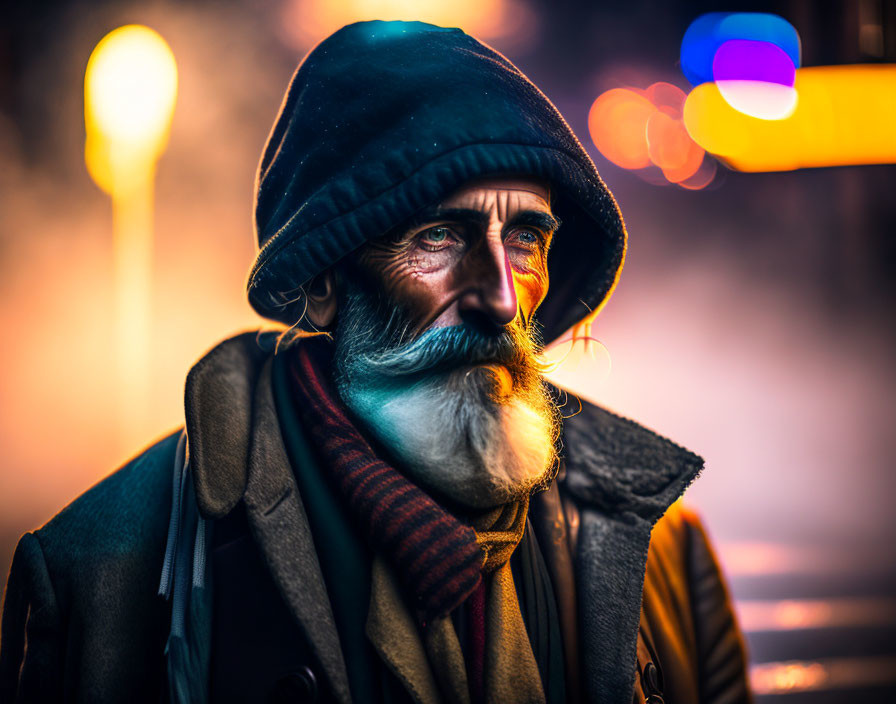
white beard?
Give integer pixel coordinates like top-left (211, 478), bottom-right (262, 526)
top-left (338, 364), bottom-right (558, 509)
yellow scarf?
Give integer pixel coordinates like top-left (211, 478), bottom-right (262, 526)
top-left (365, 498), bottom-right (545, 704)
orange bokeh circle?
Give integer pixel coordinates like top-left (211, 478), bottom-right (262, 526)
top-left (588, 88), bottom-right (655, 170)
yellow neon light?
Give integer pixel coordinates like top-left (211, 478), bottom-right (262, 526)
top-left (85, 24), bottom-right (178, 194)
top-left (683, 65), bottom-right (896, 171)
top-left (84, 25), bottom-right (177, 452)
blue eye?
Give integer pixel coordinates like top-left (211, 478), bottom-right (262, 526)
top-left (417, 226), bottom-right (458, 251)
top-left (427, 227), bottom-right (450, 242)
top-left (516, 230), bottom-right (538, 244)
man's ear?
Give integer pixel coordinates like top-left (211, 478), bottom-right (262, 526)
top-left (305, 269), bottom-right (339, 328)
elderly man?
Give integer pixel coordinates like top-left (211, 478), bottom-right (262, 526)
top-left (0, 19), bottom-right (751, 704)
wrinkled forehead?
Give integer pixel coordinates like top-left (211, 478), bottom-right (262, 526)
top-left (438, 176), bottom-right (551, 213)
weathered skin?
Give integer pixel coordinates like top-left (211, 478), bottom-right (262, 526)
top-left (309, 177), bottom-right (560, 342)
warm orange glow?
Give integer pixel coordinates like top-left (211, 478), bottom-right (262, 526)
top-left (646, 110), bottom-right (704, 182)
top-left (543, 319), bottom-right (612, 390)
top-left (751, 656), bottom-right (896, 694)
top-left (589, 82), bottom-right (711, 188)
top-left (85, 25), bottom-right (178, 195)
top-left (588, 88), bottom-right (655, 170)
top-left (84, 25), bottom-right (178, 451)
top-left (683, 64), bottom-right (896, 171)
top-left (737, 597), bottom-right (896, 632)
top-left (678, 156), bottom-right (717, 190)
top-left (278, 0), bottom-right (533, 47)
top-left (751, 662), bottom-right (828, 694)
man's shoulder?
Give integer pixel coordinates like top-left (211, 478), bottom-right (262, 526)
top-left (33, 429), bottom-right (181, 588)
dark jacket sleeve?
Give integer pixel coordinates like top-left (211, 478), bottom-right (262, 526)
top-left (682, 508), bottom-right (753, 704)
top-left (0, 532), bottom-right (65, 702)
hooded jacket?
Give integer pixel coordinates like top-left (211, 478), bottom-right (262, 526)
top-left (0, 332), bottom-right (751, 703)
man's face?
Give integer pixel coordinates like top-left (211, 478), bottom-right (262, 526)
top-left (330, 176), bottom-right (562, 509)
top-left (353, 176), bottom-right (558, 341)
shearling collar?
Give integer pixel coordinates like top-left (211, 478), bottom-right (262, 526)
top-left (185, 331), bottom-right (703, 523)
top-left (554, 389), bottom-right (704, 525)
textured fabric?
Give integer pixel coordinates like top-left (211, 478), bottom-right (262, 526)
top-left (287, 336), bottom-right (483, 621)
top-left (0, 332), bottom-right (752, 703)
top-left (560, 398), bottom-right (707, 704)
top-left (527, 473), bottom-right (581, 703)
top-left (633, 502), bottom-right (753, 704)
top-left (271, 348), bottom-right (381, 702)
top-left (241, 356), bottom-right (353, 703)
top-left (366, 557), bottom-right (444, 704)
top-left (473, 500), bottom-right (529, 573)
top-left (464, 583), bottom-right (486, 704)
top-left (364, 496), bottom-right (542, 704)
top-left (184, 331), bottom-right (271, 518)
top-left (366, 556), bottom-right (545, 704)
top-left (160, 432), bottom-right (214, 704)
top-left (511, 522), bottom-right (566, 704)
top-left (482, 561), bottom-right (545, 703)
top-left (248, 20), bottom-right (626, 343)
top-left (0, 432), bottom-right (178, 703)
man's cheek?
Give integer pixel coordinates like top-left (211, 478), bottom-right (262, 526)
top-left (384, 273), bottom-right (448, 327)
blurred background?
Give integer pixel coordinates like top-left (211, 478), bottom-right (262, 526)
top-left (1, 0), bottom-right (894, 700)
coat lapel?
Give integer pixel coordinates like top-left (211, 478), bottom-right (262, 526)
top-left (242, 358), bottom-right (353, 704)
top-left (557, 395), bottom-right (704, 704)
top-left (187, 334), bottom-right (352, 704)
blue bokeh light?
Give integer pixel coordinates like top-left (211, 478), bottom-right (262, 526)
top-left (681, 12), bottom-right (801, 87)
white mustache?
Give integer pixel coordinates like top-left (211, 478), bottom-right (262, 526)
top-left (356, 324), bottom-right (531, 377)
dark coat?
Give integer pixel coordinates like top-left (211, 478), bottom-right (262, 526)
top-left (0, 332), bottom-right (751, 703)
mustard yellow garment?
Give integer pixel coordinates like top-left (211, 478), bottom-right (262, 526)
top-left (365, 499), bottom-right (545, 704)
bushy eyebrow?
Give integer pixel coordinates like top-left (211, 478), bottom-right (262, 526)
top-left (507, 210), bottom-right (562, 236)
top-left (409, 206), bottom-right (561, 235)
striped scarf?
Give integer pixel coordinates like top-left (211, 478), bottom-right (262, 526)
top-left (287, 336), bottom-right (484, 622)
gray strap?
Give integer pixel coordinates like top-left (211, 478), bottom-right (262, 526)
top-left (158, 430), bottom-right (213, 703)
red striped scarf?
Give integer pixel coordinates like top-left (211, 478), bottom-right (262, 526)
top-left (287, 337), bottom-right (484, 622)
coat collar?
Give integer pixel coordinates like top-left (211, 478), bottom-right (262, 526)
top-left (551, 386), bottom-right (704, 525)
top-left (548, 389), bottom-right (704, 704)
top-left (184, 331), bottom-right (272, 519)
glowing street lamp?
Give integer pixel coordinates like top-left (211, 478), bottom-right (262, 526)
top-left (84, 25), bottom-right (177, 449)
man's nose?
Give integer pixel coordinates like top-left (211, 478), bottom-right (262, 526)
top-left (456, 238), bottom-right (518, 330)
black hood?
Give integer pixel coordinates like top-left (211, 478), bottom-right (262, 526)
top-left (248, 19), bottom-right (626, 343)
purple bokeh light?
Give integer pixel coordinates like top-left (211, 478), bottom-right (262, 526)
top-left (712, 39), bottom-right (796, 86)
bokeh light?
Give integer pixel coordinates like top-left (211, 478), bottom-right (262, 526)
top-left (84, 24), bottom-right (179, 450)
top-left (277, 0), bottom-right (536, 49)
top-left (752, 662), bottom-right (828, 694)
top-left (646, 109), bottom-right (705, 182)
top-left (589, 82), bottom-right (712, 188)
top-left (713, 40), bottom-right (797, 119)
top-left (715, 79), bottom-right (798, 121)
top-left (85, 25), bottom-right (178, 194)
top-left (677, 156), bottom-right (718, 190)
top-left (713, 39), bottom-right (796, 85)
top-left (588, 88), bottom-right (654, 169)
top-left (681, 12), bottom-right (801, 87)
top-left (683, 65), bottom-right (896, 171)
